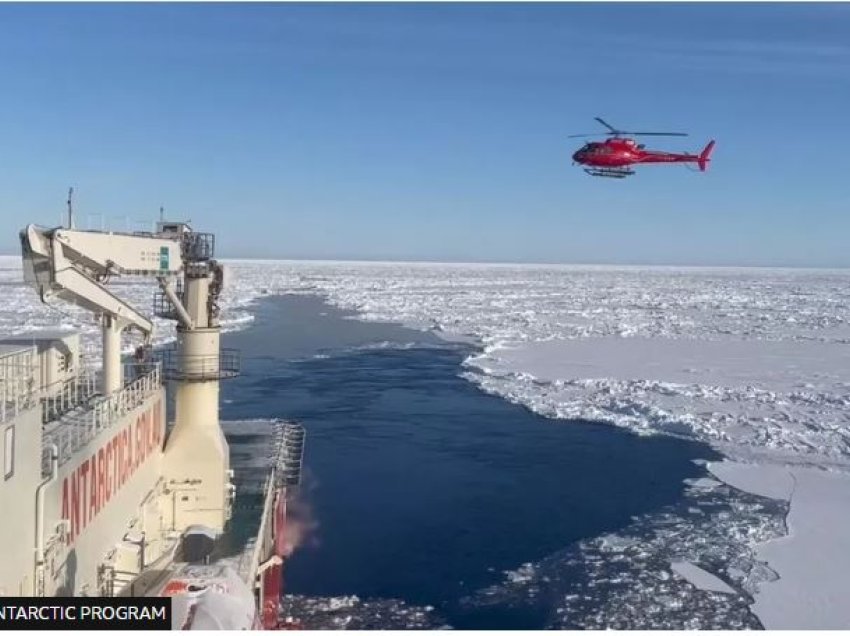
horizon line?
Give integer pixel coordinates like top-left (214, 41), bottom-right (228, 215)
top-left (1, 252), bottom-right (848, 272)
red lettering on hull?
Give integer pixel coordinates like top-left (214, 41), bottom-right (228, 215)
top-left (80, 460), bottom-right (90, 528)
top-left (59, 399), bottom-right (163, 547)
top-left (104, 440), bottom-right (113, 504)
top-left (70, 471), bottom-right (81, 541)
top-left (88, 453), bottom-right (98, 523)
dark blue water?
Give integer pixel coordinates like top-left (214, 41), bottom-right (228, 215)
top-left (221, 295), bottom-right (719, 628)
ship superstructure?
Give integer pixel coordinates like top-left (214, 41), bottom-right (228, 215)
top-left (0, 217), bottom-right (303, 628)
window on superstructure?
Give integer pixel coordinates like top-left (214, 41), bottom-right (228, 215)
top-left (59, 352), bottom-right (72, 374)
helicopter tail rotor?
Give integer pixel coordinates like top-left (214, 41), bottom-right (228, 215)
top-left (698, 140), bottom-right (716, 172)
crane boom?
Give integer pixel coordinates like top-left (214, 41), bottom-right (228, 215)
top-left (20, 223), bottom-right (190, 394)
top-left (20, 224), bottom-right (184, 339)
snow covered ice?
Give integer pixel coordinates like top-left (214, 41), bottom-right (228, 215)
top-left (5, 254), bottom-right (850, 627)
top-left (670, 561), bottom-right (737, 595)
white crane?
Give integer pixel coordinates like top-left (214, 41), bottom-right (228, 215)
top-left (21, 223), bottom-right (185, 393)
top-left (21, 218), bottom-right (235, 531)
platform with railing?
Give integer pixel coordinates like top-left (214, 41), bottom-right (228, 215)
top-left (155, 348), bottom-right (240, 381)
top-left (183, 232), bottom-right (215, 261)
top-left (42, 363), bottom-right (163, 474)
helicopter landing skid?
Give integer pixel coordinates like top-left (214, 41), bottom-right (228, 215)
top-left (583, 167), bottom-right (635, 178)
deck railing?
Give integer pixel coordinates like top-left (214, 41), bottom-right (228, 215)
top-left (0, 348), bottom-right (37, 424)
top-left (41, 371), bottom-right (99, 424)
top-left (42, 363), bottom-right (162, 474)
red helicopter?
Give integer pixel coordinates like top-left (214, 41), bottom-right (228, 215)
top-left (570, 117), bottom-right (715, 178)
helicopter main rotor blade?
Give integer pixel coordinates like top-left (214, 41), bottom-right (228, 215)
top-left (623, 131), bottom-right (689, 137)
top-left (594, 117), bottom-right (619, 133)
top-left (569, 131), bottom-right (688, 138)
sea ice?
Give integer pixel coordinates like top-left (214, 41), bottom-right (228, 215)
top-left (708, 461), bottom-right (795, 501)
top-left (5, 254), bottom-right (850, 628)
top-left (709, 460), bottom-right (850, 629)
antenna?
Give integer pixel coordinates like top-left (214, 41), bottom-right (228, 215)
top-left (160, 206), bottom-right (165, 222)
top-left (67, 187), bottom-right (75, 229)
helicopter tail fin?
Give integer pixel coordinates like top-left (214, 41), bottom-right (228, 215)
top-left (698, 140), bottom-right (715, 172)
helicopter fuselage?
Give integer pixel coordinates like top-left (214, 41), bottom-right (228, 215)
top-left (568, 117), bottom-right (714, 178)
top-left (572, 138), bottom-right (694, 167)
top-left (571, 137), bottom-right (715, 178)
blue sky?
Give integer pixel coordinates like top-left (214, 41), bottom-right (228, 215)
top-left (0, 3), bottom-right (848, 266)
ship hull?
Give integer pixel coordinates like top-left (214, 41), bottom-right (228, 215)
top-left (43, 390), bottom-right (167, 596)
top-left (1, 385), bottom-right (169, 597)
top-left (260, 493), bottom-right (287, 628)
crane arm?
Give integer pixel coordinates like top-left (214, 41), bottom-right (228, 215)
top-left (32, 226), bottom-right (184, 277)
top-left (20, 224), bottom-right (184, 340)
